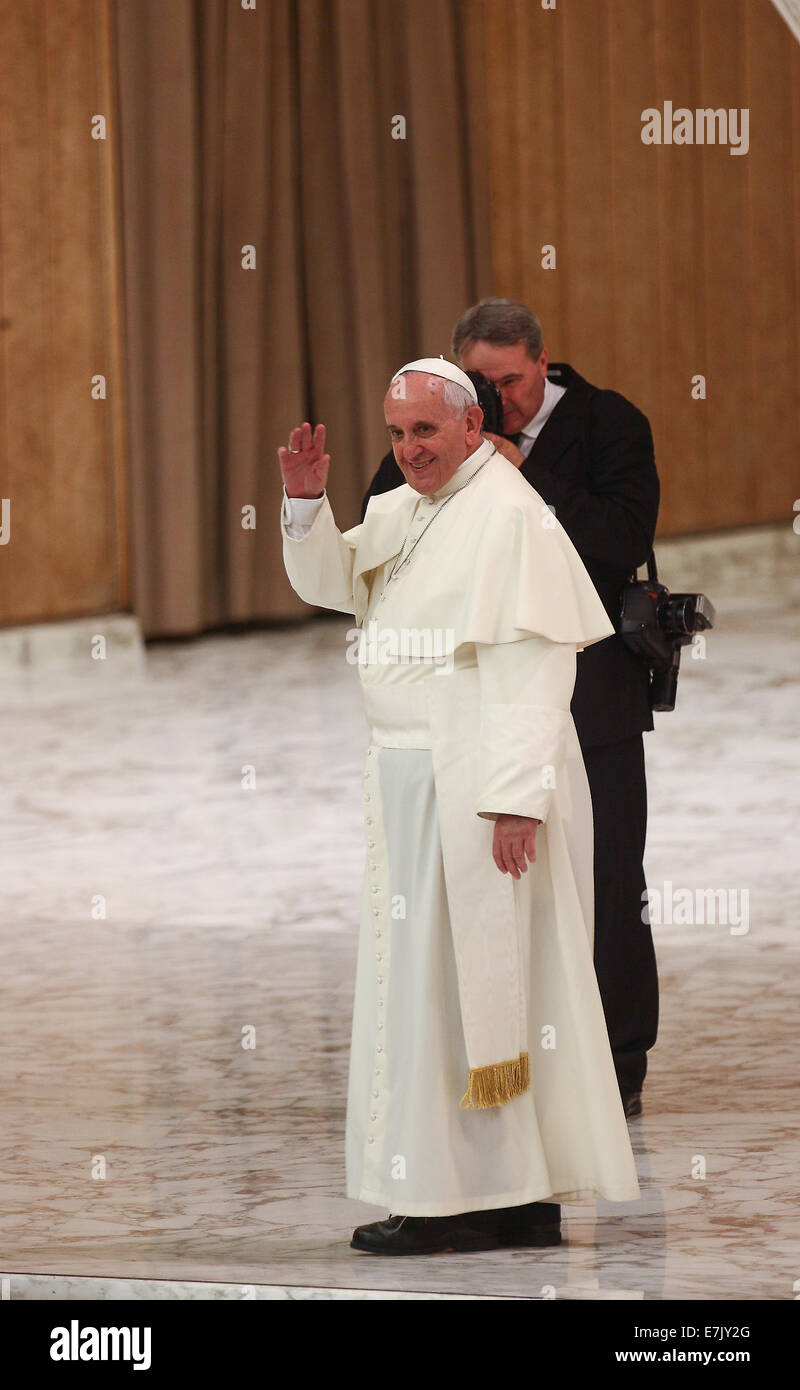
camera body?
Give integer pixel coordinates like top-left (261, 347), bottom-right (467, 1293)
top-left (619, 565), bottom-right (716, 712)
top-left (465, 370), bottom-right (504, 436)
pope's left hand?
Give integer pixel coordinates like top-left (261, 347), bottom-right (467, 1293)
top-left (483, 432), bottom-right (525, 469)
top-left (493, 813), bottom-right (540, 878)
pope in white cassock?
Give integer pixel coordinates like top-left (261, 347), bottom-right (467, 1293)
top-left (279, 358), bottom-right (641, 1256)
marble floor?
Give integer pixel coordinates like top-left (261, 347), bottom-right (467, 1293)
top-left (1, 526), bottom-right (799, 1300)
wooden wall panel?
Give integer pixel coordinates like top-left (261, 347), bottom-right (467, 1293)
top-left (607, 2), bottom-right (662, 444)
top-left (651, 0), bottom-right (708, 535)
top-left (558, 1), bottom-right (616, 372)
top-left (484, 0), bottom-right (800, 536)
top-left (745, 0), bottom-right (800, 521)
top-left (697, 0), bottom-right (753, 529)
top-left (0, 0), bottom-right (127, 625)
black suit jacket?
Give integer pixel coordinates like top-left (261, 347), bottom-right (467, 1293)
top-left (360, 363), bottom-right (660, 749)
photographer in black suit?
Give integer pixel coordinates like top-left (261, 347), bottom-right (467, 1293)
top-left (361, 299), bottom-right (660, 1118)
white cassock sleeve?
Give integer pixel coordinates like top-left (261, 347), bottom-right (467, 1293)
top-left (474, 636), bottom-right (577, 825)
top-left (281, 487), bottom-right (362, 615)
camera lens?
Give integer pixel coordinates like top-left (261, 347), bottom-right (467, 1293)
top-left (663, 596), bottom-right (695, 635)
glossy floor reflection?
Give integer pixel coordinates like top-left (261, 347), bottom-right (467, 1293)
top-left (1, 528), bottom-right (798, 1300)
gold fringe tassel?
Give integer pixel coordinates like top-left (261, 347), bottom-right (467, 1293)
top-left (459, 1052), bottom-right (530, 1110)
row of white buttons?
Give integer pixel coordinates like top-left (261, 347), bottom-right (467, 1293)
top-left (364, 746), bottom-right (387, 1151)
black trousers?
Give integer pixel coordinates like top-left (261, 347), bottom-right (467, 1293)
top-left (581, 734), bottom-right (659, 1094)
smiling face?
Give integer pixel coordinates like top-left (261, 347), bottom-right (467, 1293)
top-left (383, 372), bottom-right (484, 495)
top-left (459, 339), bottom-right (548, 436)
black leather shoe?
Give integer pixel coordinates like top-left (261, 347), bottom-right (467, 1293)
top-left (350, 1213), bottom-right (500, 1255)
top-left (621, 1089), bottom-right (643, 1119)
top-left (469, 1200), bottom-right (562, 1248)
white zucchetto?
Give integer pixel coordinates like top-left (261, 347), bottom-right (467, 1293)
top-left (389, 356), bottom-right (478, 403)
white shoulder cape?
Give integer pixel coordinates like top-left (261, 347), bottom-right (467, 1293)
top-left (285, 442), bottom-right (615, 650)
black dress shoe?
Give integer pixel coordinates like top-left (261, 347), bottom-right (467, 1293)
top-left (621, 1089), bottom-right (643, 1119)
top-left (350, 1213), bottom-right (500, 1255)
top-left (468, 1200), bottom-right (562, 1248)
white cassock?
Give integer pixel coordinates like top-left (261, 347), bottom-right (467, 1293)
top-left (281, 438), bottom-right (641, 1217)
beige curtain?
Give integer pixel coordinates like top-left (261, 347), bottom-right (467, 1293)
top-left (113, 0), bottom-right (490, 637)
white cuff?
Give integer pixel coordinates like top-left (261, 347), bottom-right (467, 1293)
top-left (282, 487), bottom-right (326, 539)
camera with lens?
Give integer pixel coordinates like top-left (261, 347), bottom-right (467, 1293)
top-left (466, 370), bottom-right (504, 436)
top-left (620, 553), bottom-right (716, 712)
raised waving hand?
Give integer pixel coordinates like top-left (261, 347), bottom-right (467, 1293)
top-left (278, 421), bottom-right (330, 499)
